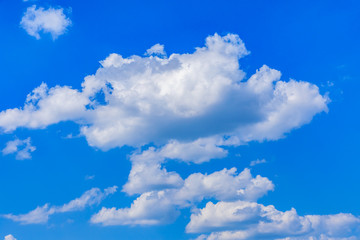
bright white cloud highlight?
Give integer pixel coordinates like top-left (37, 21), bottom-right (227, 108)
top-left (2, 137), bottom-right (36, 160)
top-left (20, 5), bottom-right (71, 39)
top-left (4, 235), bottom-right (17, 240)
top-left (2, 186), bottom-right (117, 224)
top-left (188, 201), bottom-right (360, 239)
top-left (0, 33), bottom-right (328, 151)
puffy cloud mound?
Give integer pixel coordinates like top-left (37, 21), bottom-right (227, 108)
top-left (91, 191), bottom-right (180, 226)
top-left (2, 137), bottom-right (36, 160)
top-left (145, 43), bottom-right (166, 56)
top-left (90, 146), bottom-right (360, 239)
top-left (0, 33), bottom-right (328, 151)
top-left (20, 5), bottom-right (71, 39)
top-left (3, 186), bottom-right (117, 224)
top-left (122, 138), bottom-right (234, 195)
top-left (189, 201), bottom-right (360, 239)
top-left (0, 83), bottom-right (88, 131)
top-left (91, 167), bottom-right (273, 226)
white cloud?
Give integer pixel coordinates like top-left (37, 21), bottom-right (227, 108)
top-left (145, 44), bottom-right (166, 56)
top-left (20, 5), bottom-right (71, 39)
top-left (56, 186), bottom-right (117, 213)
top-left (187, 201), bottom-right (360, 239)
top-left (122, 138), bottom-right (232, 195)
top-left (0, 34), bottom-right (328, 152)
top-left (85, 175), bottom-right (95, 180)
top-left (2, 137), bottom-right (36, 160)
top-left (122, 147), bottom-right (184, 195)
top-left (3, 186), bottom-right (117, 224)
top-left (93, 154), bottom-right (360, 239)
top-left (4, 235), bottom-right (17, 240)
top-left (92, 168), bottom-right (273, 226)
top-left (172, 168), bottom-right (274, 205)
top-left (158, 138), bottom-right (230, 164)
top-left (0, 83), bottom-right (89, 131)
top-left (3, 204), bottom-right (53, 224)
top-left (250, 158), bottom-right (267, 167)
top-left (91, 191), bottom-right (179, 226)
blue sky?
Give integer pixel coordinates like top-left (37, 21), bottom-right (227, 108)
top-left (0, 0), bottom-right (360, 239)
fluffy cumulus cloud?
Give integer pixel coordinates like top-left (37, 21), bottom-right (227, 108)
top-left (2, 137), bottom-right (36, 160)
top-left (91, 191), bottom-right (180, 226)
top-left (0, 33), bottom-right (328, 151)
top-left (2, 186), bottom-right (117, 224)
top-left (189, 201), bottom-right (360, 239)
top-left (20, 5), bottom-right (71, 39)
top-left (91, 163), bottom-right (360, 240)
top-left (91, 168), bottom-right (274, 226)
top-left (0, 83), bottom-right (88, 131)
top-left (122, 138), bottom-right (234, 195)
top-left (4, 235), bottom-right (16, 240)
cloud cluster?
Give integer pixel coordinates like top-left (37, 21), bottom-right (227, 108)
top-left (3, 186), bottom-right (117, 224)
top-left (2, 137), bottom-right (36, 160)
top-left (92, 159), bottom-right (360, 239)
top-left (190, 201), bottom-right (360, 239)
top-left (91, 167), bottom-right (274, 226)
top-left (0, 33), bottom-right (347, 238)
top-left (0, 33), bottom-right (328, 152)
top-left (20, 5), bottom-right (71, 39)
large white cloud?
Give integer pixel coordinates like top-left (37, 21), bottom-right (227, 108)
top-left (2, 186), bottom-right (117, 224)
top-left (0, 33), bottom-right (328, 152)
top-left (20, 5), bottom-right (71, 39)
top-left (189, 201), bottom-right (360, 239)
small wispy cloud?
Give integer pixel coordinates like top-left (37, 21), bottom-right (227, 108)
top-left (2, 137), bottom-right (36, 160)
top-left (85, 175), bottom-right (95, 180)
top-left (249, 158), bottom-right (267, 167)
top-left (2, 186), bottom-right (117, 224)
